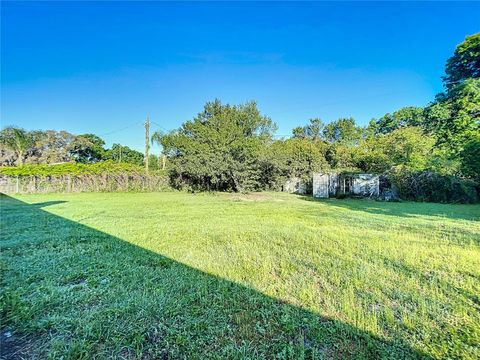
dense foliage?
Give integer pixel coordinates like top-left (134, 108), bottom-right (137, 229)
top-left (370, 106), bottom-right (424, 135)
top-left (0, 129), bottom-right (146, 167)
top-left (0, 127), bottom-right (34, 166)
top-left (443, 33), bottom-right (480, 90)
top-left (459, 135), bottom-right (480, 182)
top-left (160, 100), bottom-right (276, 192)
top-left (154, 33), bottom-right (478, 200)
top-left (69, 134), bottom-right (107, 163)
top-left (1, 33), bottom-right (479, 201)
top-left (0, 161), bottom-right (161, 177)
top-left (388, 168), bottom-right (478, 203)
top-left (424, 78), bottom-right (480, 154)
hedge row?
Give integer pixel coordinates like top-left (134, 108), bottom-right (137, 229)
top-left (1, 162), bottom-right (477, 203)
top-left (0, 161), bottom-right (166, 177)
top-left (388, 168), bottom-right (479, 204)
top-left (0, 173), bottom-right (169, 194)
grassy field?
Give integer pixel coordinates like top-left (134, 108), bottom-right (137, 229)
top-left (1, 192), bottom-right (479, 359)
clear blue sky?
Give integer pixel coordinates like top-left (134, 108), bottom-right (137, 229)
top-left (2, 1), bottom-right (479, 152)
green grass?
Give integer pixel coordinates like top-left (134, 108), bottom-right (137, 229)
top-left (1, 192), bottom-right (479, 359)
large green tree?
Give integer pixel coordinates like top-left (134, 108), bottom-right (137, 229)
top-left (323, 117), bottom-right (363, 144)
top-left (69, 134), bottom-right (106, 163)
top-left (105, 144), bottom-right (144, 166)
top-left (420, 34), bottom-right (480, 176)
top-left (29, 130), bottom-right (75, 164)
top-left (161, 100), bottom-right (276, 192)
top-left (0, 127), bottom-right (34, 165)
top-left (357, 127), bottom-right (436, 173)
top-left (320, 118), bottom-right (364, 170)
top-left (424, 78), bottom-right (480, 154)
top-left (459, 135), bottom-right (480, 182)
top-left (292, 118), bottom-right (324, 141)
top-left (372, 106), bottom-right (425, 135)
top-left (262, 138), bottom-right (329, 188)
top-left (443, 33), bottom-right (480, 90)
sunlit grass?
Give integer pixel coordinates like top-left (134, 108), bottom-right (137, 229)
top-left (1, 192), bottom-right (479, 359)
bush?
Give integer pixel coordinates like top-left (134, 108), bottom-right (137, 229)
top-left (388, 167), bottom-right (479, 203)
top-left (0, 161), bottom-right (170, 194)
top-left (0, 161), bottom-right (166, 177)
top-left (460, 136), bottom-right (480, 182)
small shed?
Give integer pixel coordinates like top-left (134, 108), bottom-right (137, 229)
top-left (313, 172), bottom-right (380, 199)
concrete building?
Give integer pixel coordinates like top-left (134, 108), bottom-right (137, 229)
top-left (313, 173), bottom-right (380, 198)
top-left (283, 177), bottom-right (307, 194)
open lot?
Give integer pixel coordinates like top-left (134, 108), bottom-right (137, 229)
top-left (1, 192), bottom-right (479, 359)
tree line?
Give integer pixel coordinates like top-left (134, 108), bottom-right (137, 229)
top-left (0, 129), bottom-right (166, 171)
top-left (1, 33), bottom-right (479, 200)
top-left (157, 33), bottom-right (479, 194)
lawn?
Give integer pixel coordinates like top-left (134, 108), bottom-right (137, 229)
top-left (1, 192), bottom-right (479, 359)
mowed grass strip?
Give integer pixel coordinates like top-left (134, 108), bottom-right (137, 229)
top-left (1, 192), bottom-right (479, 359)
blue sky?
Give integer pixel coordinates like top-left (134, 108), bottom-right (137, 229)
top-left (2, 1), bottom-right (479, 152)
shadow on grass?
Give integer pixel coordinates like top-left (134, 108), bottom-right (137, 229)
top-left (298, 195), bottom-right (479, 222)
top-left (0, 195), bottom-right (433, 359)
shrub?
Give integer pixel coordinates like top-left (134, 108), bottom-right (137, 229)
top-left (388, 167), bottom-right (479, 203)
top-left (0, 161), bottom-right (166, 177)
top-left (459, 136), bottom-right (480, 182)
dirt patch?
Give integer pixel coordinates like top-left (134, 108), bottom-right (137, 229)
top-left (227, 192), bottom-right (272, 202)
top-left (0, 328), bottom-right (37, 359)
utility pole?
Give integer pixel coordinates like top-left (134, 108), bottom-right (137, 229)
top-left (118, 145), bottom-right (122, 163)
top-left (144, 116), bottom-right (150, 174)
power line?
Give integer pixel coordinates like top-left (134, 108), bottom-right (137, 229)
top-left (150, 120), bottom-right (170, 133)
top-left (98, 121), bottom-right (143, 137)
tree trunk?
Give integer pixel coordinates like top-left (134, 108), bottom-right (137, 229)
top-left (17, 150), bottom-right (24, 166)
top-left (230, 170), bottom-right (240, 193)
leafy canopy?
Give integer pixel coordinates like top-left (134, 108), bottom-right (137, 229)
top-left (69, 134), bottom-right (106, 163)
top-left (372, 107), bottom-right (425, 135)
top-left (443, 33), bottom-right (480, 90)
top-left (0, 127), bottom-right (34, 165)
top-left (161, 99), bottom-right (276, 192)
top-left (425, 78), bottom-right (480, 154)
top-left (292, 118), bottom-right (324, 141)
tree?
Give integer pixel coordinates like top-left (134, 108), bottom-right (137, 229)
top-left (322, 118), bottom-right (362, 144)
top-left (325, 144), bottom-right (357, 170)
top-left (459, 135), bottom-right (480, 182)
top-left (292, 118), bottom-right (324, 141)
top-left (424, 78), bottom-right (480, 154)
top-left (421, 33), bottom-right (480, 162)
top-left (0, 146), bottom-right (16, 166)
top-left (256, 138), bottom-right (330, 191)
top-left (105, 144), bottom-right (144, 166)
top-left (161, 99), bottom-right (276, 192)
top-left (148, 154), bottom-right (160, 171)
top-left (320, 118), bottom-right (364, 170)
top-left (151, 130), bottom-right (166, 170)
top-left (443, 33), bottom-right (480, 90)
top-left (283, 138), bottom-right (329, 176)
top-left (28, 130), bottom-right (75, 164)
top-left (0, 127), bottom-right (34, 165)
top-left (69, 134), bottom-right (106, 163)
top-left (292, 126), bottom-right (306, 139)
top-left (373, 106), bottom-right (425, 134)
top-left (356, 127), bottom-right (436, 173)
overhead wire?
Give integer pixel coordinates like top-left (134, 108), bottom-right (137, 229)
top-left (98, 121), bottom-right (144, 137)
